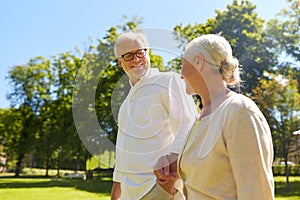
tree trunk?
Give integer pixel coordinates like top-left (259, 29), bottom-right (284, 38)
top-left (45, 155), bottom-right (49, 177)
top-left (285, 160), bottom-right (290, 192)
top-left (56, 146), bottom-right (62, 178)
top-left (15, 153), bottom-right (24, 177)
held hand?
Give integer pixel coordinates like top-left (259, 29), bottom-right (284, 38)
top-left (153, 154), bottom-right (179, 195)
top-left (154, 155), bottom-right (171, 185)
top-left (153, 154), bottom-right (179, 184)
top-left (169, 153), bottom-right (178, 175)
top-left (154, 153), bottom-right (179, 179)
top-left (154, 155), bottom-right (170, 176)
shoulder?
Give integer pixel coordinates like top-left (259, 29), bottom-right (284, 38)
top-left (227, 93), bottom-right (265, 120)
top-left (150, 70), bottom-right (183, 84)
top-left (229, 94), bottom-right (255, 107)
top-left (153, 70), bottom-right (181, 79)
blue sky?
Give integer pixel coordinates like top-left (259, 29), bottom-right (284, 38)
top-left (0, 0), bottom-right (289, 108)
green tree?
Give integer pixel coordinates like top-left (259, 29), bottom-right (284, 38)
top-left (0, 108), bottom-right (23, 169)
top-left (252, 71), bottom-right (300, 189)
top-left (50, 52), bottom-right (85, 174)
top-left (173, 0), bottom-right (277, 94)
top-left (266, 0), bottom-right (300, 93)
top-left (7, 56), bottom-right (51, 176)
top-left (213, 0), bottom-right (277, 93)
top-left (267, 0), bottom-right (300, 62)
top-left (6, 51), bottom-right (87, 176)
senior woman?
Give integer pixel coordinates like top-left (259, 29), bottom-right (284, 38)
top-left (154, 34), bottom-right (275, 200)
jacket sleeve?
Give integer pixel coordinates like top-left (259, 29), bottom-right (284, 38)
top-left (113, 168), bottom-right (122, 182)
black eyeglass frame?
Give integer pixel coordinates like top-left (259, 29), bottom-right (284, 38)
top-left (119, 49), bottom-right (148, 61)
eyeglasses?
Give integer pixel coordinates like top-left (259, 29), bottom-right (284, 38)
top-left (119, 49), bottom-right (148, 61)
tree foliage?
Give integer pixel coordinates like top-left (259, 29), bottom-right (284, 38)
top-left (267, 0), bottom-right (300, 62)
top-left (6, 53), bottom-right (86, 176)
top-left (173, 0), bottom-right (277, 94)
top-left (252, 71), bottom-right (300, 187)
top-left (0, 108), bottom-right (23, 166)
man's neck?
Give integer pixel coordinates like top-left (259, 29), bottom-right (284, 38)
top-left (129, 68), bottom-right (152, 86)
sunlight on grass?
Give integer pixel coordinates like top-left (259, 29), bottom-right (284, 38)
top-left (1, 187), bottom-right (110, 200)
top-left (0, 178), bottom-right (112, 200)
top-left (0, 175), bottom-right (299, 199)
top-left (275, 176), bottom-right (300, 200)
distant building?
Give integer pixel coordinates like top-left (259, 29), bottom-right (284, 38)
top-left (0, 152), bottom-right (7, 172)
top-left (292, 129), bottom-right (300, 164)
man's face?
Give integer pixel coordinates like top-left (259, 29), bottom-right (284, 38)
top-left (117, 38), bottom-right (150, 84)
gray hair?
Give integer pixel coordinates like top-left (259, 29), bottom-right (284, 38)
top-left (183, 34), bottom-right (241, 86)
top-left (114, 30), bottom-right (150, 58)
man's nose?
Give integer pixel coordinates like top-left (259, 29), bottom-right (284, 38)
top-left (132, 54), bottom-right (141, 61)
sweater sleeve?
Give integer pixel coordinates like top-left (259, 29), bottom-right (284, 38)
top-left (226, 107), bottom-right (275, 200)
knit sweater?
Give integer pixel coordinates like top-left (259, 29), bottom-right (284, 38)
top-left (179, 94), bottom-right (274, 200)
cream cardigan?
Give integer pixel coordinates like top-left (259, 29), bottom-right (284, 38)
top-left (179, 94), bottom-right (274, 200)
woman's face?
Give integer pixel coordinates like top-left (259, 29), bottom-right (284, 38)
top-left (181, 58), bottom-right (201, 95)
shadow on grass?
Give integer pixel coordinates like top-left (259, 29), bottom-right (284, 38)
top-left (275, 180), bottom-right (300, 197)
top-left (0, 173), bottom-right (113, 195)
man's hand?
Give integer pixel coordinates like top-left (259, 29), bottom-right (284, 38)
top-left (153, 153), bottom-right (179, 194)
top-left (169, 153), bottom-right (178, 175)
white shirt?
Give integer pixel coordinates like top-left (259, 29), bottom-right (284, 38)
top-left (113, 68), bottom-right (197, 200)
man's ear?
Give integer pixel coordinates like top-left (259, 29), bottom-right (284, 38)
top-left (117, 58), bottom-right (123, 67)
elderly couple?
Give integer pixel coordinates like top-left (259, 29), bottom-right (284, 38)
top-left (110, 30), bottom-right (274, 200)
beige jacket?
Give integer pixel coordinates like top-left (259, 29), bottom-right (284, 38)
top-left (179, 94), bottom-right (274, 200)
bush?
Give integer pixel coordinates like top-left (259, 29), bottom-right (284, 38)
top-left (273, 165), bottom-right (300, 176)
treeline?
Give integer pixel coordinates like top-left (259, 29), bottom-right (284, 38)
top-left (0, 0), bottom-right (299, 177)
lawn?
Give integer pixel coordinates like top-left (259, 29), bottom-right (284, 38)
top-left (0, 171), bottom-right (112, 200)
top-left (0, 172), bottom-right (299, 200)
top-left (0, 179), bottom-right (111, 200)
top-left (275, 176), bottom-right (300, 200)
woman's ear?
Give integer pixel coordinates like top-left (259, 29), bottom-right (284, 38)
top-left (196, 54), bottom-right (204, 65)
top-left (195, 54), bottom-right (205, 72)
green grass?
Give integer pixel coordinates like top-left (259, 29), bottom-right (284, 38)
top-left (0, 171), bottom-right (299, 200)
top-left (0, 171), bottom-right (112, 200)
top-left (275, 176), bottom-right (300, 200)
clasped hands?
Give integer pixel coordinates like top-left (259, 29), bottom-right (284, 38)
top-left (153, 153), bottom-right (179, 195)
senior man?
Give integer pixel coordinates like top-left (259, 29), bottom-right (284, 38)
top-left (111, 30), bottom-right (197, 200)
